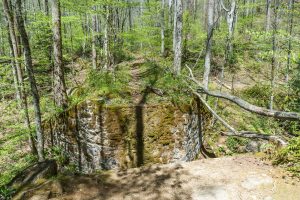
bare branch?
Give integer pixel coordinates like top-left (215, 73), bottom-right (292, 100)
top-left (219, 0), bottom-right (230, 12)
top-left (193, 91), bottom-right (238, 134)
top-left (222, 131), bottom-right (287, 146)
top-left (185, 68), bottom-right (300, 121)
top-left (193, 92), bottom-right (287, 146)
top-left (197, 87), bottom-right (300, 121)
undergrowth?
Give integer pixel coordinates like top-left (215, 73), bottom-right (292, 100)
top-left (273, 137), bottom-right (300, 177)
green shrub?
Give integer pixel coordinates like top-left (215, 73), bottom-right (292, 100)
top-left (240, 84), bottom-right (271, 107)
top-left (48, 146), bottom-right (68, 166)
top-left (226, 136), bottom-right (249, 153)
top-left (273, 137), bottom-right (300, 176)
top-left (0, 186), bottom-right (15, 200)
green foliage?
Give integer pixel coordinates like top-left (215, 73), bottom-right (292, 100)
top-left (0, 101), bottom-right (38, 188)
top-left (240, 84), bottom-right (271, 107)
top-left (48, 146), bottom-right (68, 166)
top-left (0, 152), bottom-right (36, 188)
top-left (226, 136), bottom-right (249, 153)
top-left (274, 137), bottom-right (300, 176)
top-left (0, 186), bottom-right (15, 200)
top-left (289, 59), bottom-right (300, 112)
top-left (27, 12), bottom-right (52, 62)
top-left (139, 60), bottom-right (191, 104)
top-left (86, 68), bottom-right (131, 100)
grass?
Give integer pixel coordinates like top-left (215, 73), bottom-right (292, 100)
top-left (0, 127), bottom-right (37, 188)
top-left (0, 100), bottom-right (38, 191)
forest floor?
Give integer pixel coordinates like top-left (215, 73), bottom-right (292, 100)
top-left (18, 155), bottom-right (300, 200)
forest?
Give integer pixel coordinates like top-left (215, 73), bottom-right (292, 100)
top-left (0, 0), bottom-right (299, 199)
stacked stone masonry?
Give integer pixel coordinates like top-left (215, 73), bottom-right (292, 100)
top-left (43, 100), bottom-right (211, 173)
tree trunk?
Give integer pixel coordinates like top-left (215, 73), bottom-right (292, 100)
top-left (173, 0), bottom-right (183, 75)
top-left (44, 0), bottom-right (49, 15)
top-left (202, 0), bottom-right (207, 30)
top-left (0, 26), bottom-right (5, 55)
top-left (15, 0), bottom-right (44, 161)
top-left (139, 0), bottom-right (144, 49)
top-left (220, 0), bottom-right (237, 94)
top-left (172, 0), bottom-right (177, 51)
top-left (51, 0), bottom-right (68, 108)
top-left (161, 0), bottom-right (165, 56)
top-left (246, 0), bottom-right (249, 17)
top-left (265, 0), bottom-right (271, 31)
top-left (225, 0), bottom-right (236, 55)
top-left (193, 0), bottom-right (198, 21)
top-left (44, 0), bottom-right (52, 72)
top-left (127, 0), bottom-right (133, 30)
top-left (3, 0), bottom-right (37, 155)
top-left (104, 5), bottom-right (111, 70)
top-left (286, 0), bottom-right (294, 83)
top-left (269, 0), bottom-right (279, 110)
top-left (3, 0), bottom-right (21, 102)
top-left (92, 8), bottom-right (97, 70)
top-left (168, 0), bottom-right (173, 28)
top-left (203, 0), bottom-right (214, 90)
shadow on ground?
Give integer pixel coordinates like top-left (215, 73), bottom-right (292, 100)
top-left (55, 163), bottom-right (190, 200)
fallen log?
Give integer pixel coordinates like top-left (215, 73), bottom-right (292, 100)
top-left (197, 87), bottom-right (300, 121)
top-left (221, 131), bottom-right (287, 146)
top-left (184, 65), bottom-right (300, 121)
top-left (193, 92), bottom-right (287, 146)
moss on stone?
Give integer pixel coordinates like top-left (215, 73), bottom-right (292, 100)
top-left (42, 98), bottom-right (212, 171)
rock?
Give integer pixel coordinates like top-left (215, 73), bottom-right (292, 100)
top-left (192, 186), bottom-right (229, 200)
top-left (50, 180), bottom-right (63, 195)
top-left (246, 141), bottom-right (260, 153)
top-left (241, 174), bottom-right (273, 190)
top-left (28, 191), bottom-right (51, 200)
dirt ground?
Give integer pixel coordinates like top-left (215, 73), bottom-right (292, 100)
top-left (20, 155), bottom-right (300, 200)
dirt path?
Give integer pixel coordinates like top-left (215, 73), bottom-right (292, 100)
top-left (127, 58), bottom-right (145, 104)
top-left (24, 155), bottom-right (300, 200)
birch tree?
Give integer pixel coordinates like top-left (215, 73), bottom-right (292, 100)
top-left (203, 0), bottom-right (214, 90)
top-left (220, 0), bottom-right (237, 93)
top-left (161, 0), bottom-right (165, 56)
top-left (92, 6), bottom-right (97, 69)
top-left (173, 0), bottom-right (183, 75)
top-left (269, 0), bottom-right (280, 110)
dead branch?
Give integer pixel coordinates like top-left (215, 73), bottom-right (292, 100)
top-left (193, 91), bottom-right (238, 134)
top-left (221, 131), bottom-right (287, 146)
top-left (197, 87), bottom-right (300, 121)
top-left (185, 66), bottom-right (300, 121)
top-left (214, 77), bottom-right (232, 90)
top-left (193, 92), bottom-right (287, 146)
